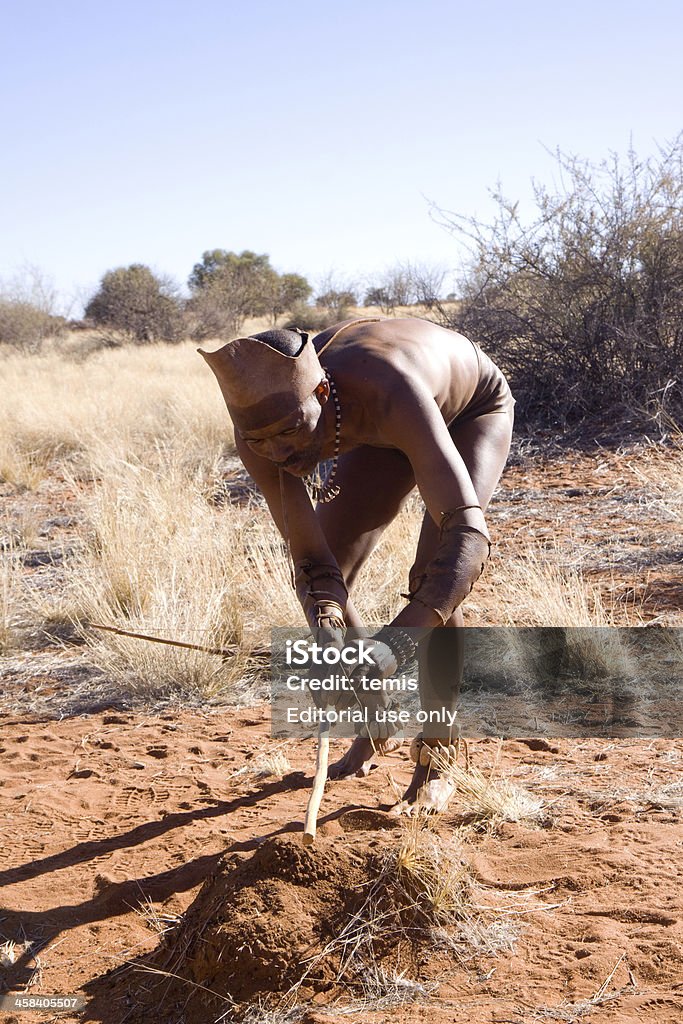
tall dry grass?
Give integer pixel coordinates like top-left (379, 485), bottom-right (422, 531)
top-left (0, 340), bottom-right (232, 487)
top-left (1, 334), bottom-right (668, 702)
top-left (1, 533), bottom-right (21, 653)
top-left (488, 541), bottom-right (635, 627)
top-left (633, 434), bottom-right (683, 527)
top-left (69, 452), bottom-right (280, 700)
top-left (0, 337), bottom-right (243, 699)
top-left (483, 542), bottom-right (643, 682)
top-left (431, 743), bottom-right (544, 824)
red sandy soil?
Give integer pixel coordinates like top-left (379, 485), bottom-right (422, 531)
top-left (1, 716), bottom-right (682, 1023)
top-left (1, 443), bottom-right (682, 1022)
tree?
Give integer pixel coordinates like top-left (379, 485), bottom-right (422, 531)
top-left (0, 265), bottom-right (65, 350)
top-left (316, 288), bottom-right (357, 315)
top-left (265, 273), bottom-right (312, 325)
top-left (313, 269), bottom-right (358, 321)
top-left (85, 264), bottom-right (183, 343)
top-left (364, 263), bottom-right (447, 313)
top-left (188, 249), bottom-right (273, 294)
top-left (433, 135), bottom-right (683, 429)
top-left (408, 262), bottom-right (448, 311)
top-left (364, 285), bottom-right (390, 309)
top-left (364, 266), bottom-right (414, 312)
top-left (187, 250), bottom-right (276, 338)
top-left (187, 250), bottom-right (312, 337)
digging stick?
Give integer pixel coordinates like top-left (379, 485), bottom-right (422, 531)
top-left (303, 721), bottom-right (330, 845)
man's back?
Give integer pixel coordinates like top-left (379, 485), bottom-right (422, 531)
top-left (313, 317), bottom-right (482, 428)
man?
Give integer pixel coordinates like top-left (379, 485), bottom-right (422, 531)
top-left (200, 316), bottom-right (514, 813)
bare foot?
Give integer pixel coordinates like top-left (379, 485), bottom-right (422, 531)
top-left (328, 736), bottom-right (375, 779)
top-left (389, 761), bottom-right (455, 816)
top-left (328, 736), bottom-right (405, 780)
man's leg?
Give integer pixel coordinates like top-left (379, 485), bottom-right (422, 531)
top-left (393, 407), bottom-right (514, 812)
top-left (315, 445), bottom-right (417, 777)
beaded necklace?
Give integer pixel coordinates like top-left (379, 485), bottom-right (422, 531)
top-left (304, 369), bottom-right (341, 503)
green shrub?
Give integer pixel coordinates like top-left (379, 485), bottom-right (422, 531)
top-left (281, 303), bottom-right (347, 333)
top-left (0, 300), bottom-right (64, 351)
top-left (85, 264), bottom-right (184, 344)
top-left (187, 250), bottom-right (313, 338)
top-left (436, 136), bottom-right (683, 429)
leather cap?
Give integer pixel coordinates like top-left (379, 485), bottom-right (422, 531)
top-left (198, 332), bottom-right (324, 432)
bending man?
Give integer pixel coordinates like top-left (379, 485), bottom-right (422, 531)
top-left (200, 316), bottom-right (514, 812)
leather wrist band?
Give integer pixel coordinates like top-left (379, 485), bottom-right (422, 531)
top-left (372, 625), bottom-right (418, 674)
top-left (313, 600), bottom-right (345, 631)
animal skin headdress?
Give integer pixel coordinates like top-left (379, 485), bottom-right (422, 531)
top-left (198, 331), bottom-right (324, 432)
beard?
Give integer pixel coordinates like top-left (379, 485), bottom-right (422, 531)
top-left (281, 442), bottom-right (324, 477)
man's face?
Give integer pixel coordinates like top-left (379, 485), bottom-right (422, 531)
top-left (240, 389), bottom-right (327, 476)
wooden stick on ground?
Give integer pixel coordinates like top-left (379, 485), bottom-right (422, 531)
top-left (303, 722), bottom-right (330, 845)
top-left (87, 620), bottom-right (271, 661)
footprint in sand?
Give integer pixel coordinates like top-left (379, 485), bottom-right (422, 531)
top-left (112, 784), bottom-right (160, 813)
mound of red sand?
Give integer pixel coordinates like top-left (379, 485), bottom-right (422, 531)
top-left (178, 837), bottom-right (362, 1001)
top-left (94, 836), bottom-right (384, 1023)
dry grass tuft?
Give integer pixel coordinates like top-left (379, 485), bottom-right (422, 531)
top-left (588, 776), bottom-right (683, 813)
top-left (335, 963), bottom-right (439, 1012)
top-left (394, 816), bottom-right (473, 922)
top-left (489, 543), bottom-right (637, 627)
top-left (633, 435), bottom-right (683, 526)
top-left (429, 917), bottom-right (520, 958)
top-left (231, 748), bottom-right (293, 780)
top-left (529, 954), bottom-right (630, 1020)
top-left (1, 535), bottom-right (23, 653)
top-left (238, 1002), bottom-right (306, 1024)
top-left (431, 745), bottom-right (544, 824)
top-left (0, 441), bottom-right (55, 490)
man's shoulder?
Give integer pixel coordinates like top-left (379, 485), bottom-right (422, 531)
top-left (311, 316), bottom-right (388, 353)
top-left (313, 314), bottom-right (463, 343)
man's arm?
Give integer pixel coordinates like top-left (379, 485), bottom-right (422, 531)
top-left (235, 433), bottom-right (349, 631)
top-left (380, 378), bottom-right (491, 627)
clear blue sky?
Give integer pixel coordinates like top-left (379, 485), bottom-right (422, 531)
top-left (1, 0), bottom-right (681, 312)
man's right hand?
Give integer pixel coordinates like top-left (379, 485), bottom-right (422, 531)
top-left (304, 635), bottom-right (391, 713)
top-left (342, 640), bottom-right (402, 743)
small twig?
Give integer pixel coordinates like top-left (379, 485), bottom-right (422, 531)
top-left (129, 961), bottom-right (236, 1006)
top-left (594, 953), bottom-right (625, 1000)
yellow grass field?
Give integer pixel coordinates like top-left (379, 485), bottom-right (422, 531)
top-left (3, 327), bottom-right (680, 701)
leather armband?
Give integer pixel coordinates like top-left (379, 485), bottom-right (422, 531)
top-left (407, 509), bottom-right (491, 624)
top-left (294, 560), bottom-right (348, 631)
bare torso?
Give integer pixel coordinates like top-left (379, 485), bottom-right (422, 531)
top-left (312, 317), bottom-right (481, 454)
